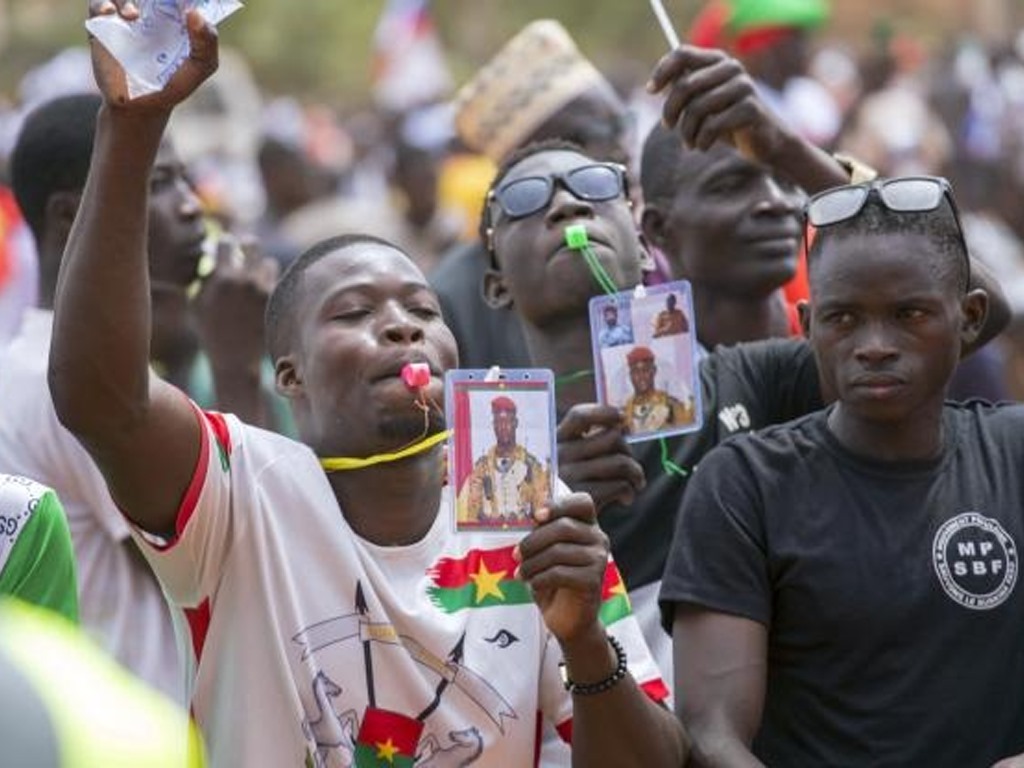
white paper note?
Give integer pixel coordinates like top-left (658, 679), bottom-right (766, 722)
top-left (86, 0), bottom-right (243, 100)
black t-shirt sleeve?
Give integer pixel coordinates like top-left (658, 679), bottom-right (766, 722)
top-left (748, 339), bottom-right (821, 423)
top-left (659, 440), bottom-right (772, 632)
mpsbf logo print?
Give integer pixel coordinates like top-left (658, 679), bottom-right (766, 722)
top-left (933, 512), bottom-right (1018, 610)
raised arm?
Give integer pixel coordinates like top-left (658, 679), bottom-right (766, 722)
top-left (48, 2), bottom-right (218, 536)
top-left (646, 45), bottom-right (851, 195)
top-left (517, 493), bottom-right (687, 767)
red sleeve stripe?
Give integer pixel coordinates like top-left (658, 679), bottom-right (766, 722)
top-left (184, 598), bottom-right (211, 666)
top-left (146, 402), bottom-right (211, 552)
top-left (204, 410), bottom-right (233, 459)
top-left (556, 719), bottom-right (573, 744)
top-left (640, 677), bottom-right (670, 703)
top-left (533, 712), bottom-right (543, 767)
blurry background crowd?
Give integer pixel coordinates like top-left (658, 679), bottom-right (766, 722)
top-left (4, 0), bottom-right (1024, 393)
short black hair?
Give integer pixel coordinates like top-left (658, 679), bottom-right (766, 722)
top-left (479, 138), bottom-right (598, 260)
top-left (10, 93), bottom-right (102, 245)
top-left (265, 233), bottom-right (406, 360)
top-left (808, 196), bottom-right (970, 294)
top-left (639, 123), bottom-right (686, 205)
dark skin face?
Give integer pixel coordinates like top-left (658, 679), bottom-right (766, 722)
top-left (147, 141), bottom-right (205, 290)
top-left (394, 146), bottom-right (440, 230)
top-left (486, 150), bottom-right (643, 327)
top-left (146, 142), bottom-right (206, 379)
top-left (276, 244), bottom-right (459, 459)
top-left (493, 409), bottom-right (518, 451)
top-left (629, 359), bottom-right (656, 396)
top-left (643, 145), bottom-right (803, 299)
top-left (800, 231), bottom-right (986, 461)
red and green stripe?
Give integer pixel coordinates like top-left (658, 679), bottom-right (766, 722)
top-left (598, 562), bottom-right (632, 627)
top-left (426, 546), bottom-right (533, 613)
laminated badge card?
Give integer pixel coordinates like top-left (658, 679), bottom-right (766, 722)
top-left (447, 369), bottom-right (557, 533)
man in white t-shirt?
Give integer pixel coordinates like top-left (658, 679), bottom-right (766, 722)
top-left (1, 91), bottom-right (200, 702)
top-left (48, 5), bottom-right (688, 767)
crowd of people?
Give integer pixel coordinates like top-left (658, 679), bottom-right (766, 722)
top-left (2, 0), bottom-right (1024, 764)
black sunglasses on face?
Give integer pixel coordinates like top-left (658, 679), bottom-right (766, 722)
top-left (489, 163), bottom-right (627, 220)
top-left (805, 175), bottom-right (970, 282)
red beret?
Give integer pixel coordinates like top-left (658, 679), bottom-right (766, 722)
top-left (626, 346), bottom-right (655, 366)
top-left (491, 395), bottom-right (517, 413)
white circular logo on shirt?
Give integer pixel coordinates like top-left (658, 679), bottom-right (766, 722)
top-left (933, 512), bottom-right (1018, 610)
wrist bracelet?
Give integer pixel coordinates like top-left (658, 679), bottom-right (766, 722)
top-left (559, 634), bottom-right (627, 696)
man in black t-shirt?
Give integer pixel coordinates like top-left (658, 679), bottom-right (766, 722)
top-left (661, 182), bottom-right (1024, 766)
top-left (479, 47), bottom-right (1009, 691)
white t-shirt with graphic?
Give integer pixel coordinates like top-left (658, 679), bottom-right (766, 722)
top-left (138, 409), bottom-right (667, 768)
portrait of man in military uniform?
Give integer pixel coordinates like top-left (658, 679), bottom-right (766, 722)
top-left (622, 346), bottom-right (694, 435)
top-left (456, 396), bottom-right (550, 526)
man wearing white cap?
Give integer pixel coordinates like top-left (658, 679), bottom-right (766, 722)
top-left (431, 20), bottom-right (633, 369)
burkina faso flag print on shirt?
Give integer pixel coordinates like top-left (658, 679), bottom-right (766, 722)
top-left (427, 545), bottom-right (634, 629)
top-left (426, 546), bottom-right (532, 612)
top-left (354, 708), bottom-right (423, 768)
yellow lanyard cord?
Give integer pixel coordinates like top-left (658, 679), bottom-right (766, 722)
top-left (319, 430), bottom-right (451, 472)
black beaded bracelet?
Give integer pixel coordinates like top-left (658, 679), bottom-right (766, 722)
top-left (559, 634), bottom-right (627, 696)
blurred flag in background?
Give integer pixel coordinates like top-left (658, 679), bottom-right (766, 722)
top-left (372, 0), bottom-right (453, 112)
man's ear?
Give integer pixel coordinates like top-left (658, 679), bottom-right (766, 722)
top-left (274, 356), bottom-right (303, 400)
top-left (797, 300), bottom-right (812, 339)
top-left (45, 190), bottom-right (81, 240)
top-left (640, 205), bottom-right (668, 251)
top-left (483, 268), bottom-right (513, 310)
top-left (960, 288), bottom-right (989, 350)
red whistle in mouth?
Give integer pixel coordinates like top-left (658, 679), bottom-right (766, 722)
top-left (401, 362), bottom-right (432, 390)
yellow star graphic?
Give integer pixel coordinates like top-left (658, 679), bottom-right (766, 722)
top-left (469, 560), bottom-right (507, 603)
top-left (375, 738), bottom-right (399, 764)
top-left (610, 577), bottom-right (632, 610)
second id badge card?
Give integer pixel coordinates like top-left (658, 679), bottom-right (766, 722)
top-left (588, 280), bottom-right (703, 443)
top-left (446, 368), bottom-right (557, 533)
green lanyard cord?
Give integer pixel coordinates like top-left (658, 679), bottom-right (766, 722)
top-left (660, 438), bottom-right (688, 477)
top-left (555, 369), bottom-right (595, 389)
top-left (580, 244), bottom-right (620, 296)
top-left (575, 240), bottom-right (682, 480)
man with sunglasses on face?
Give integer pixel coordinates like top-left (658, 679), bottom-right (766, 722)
top-left (480, 45), bottom-right (1011, 700)
top-left (660, 176), bottom-right (1024, 767)
top-left (431, 19), bottom-right (634, 372)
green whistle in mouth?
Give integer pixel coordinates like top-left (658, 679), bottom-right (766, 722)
top-left (565, 224), bottom-right (589, 250)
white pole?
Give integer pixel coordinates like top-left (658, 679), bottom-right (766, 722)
top-left (648, 0), bottom-right (681, 50)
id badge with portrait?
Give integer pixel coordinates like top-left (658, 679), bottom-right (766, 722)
top-left (588, 280), bottom-right (704, 443)
top-left (446, 368), bottom-right (558, 534)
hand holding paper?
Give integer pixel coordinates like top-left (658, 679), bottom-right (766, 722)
top-left (86, 0), bottom-right (240, 102)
